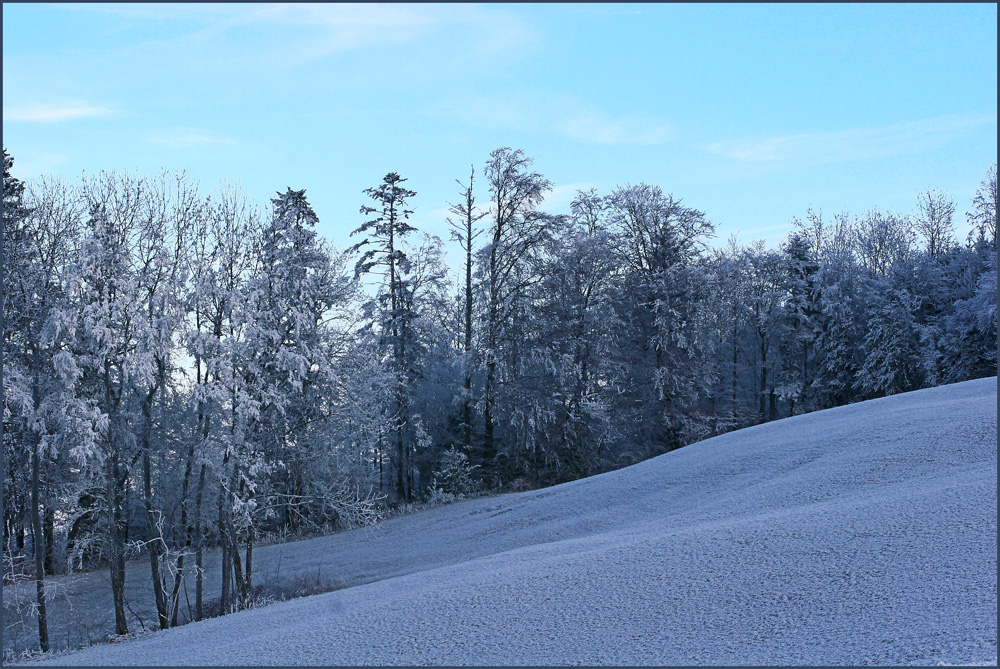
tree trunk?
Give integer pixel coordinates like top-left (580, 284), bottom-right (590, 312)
top-left (17, 521), bottom-right (26, 557)
top-left (30, 431), bottom-right (50, 652)
top-left (29, 346), bottom-right (50, 651)
top-left (800, 341), bottom-right (809, 412)
top-left (245, 529), bottom-right (254, 601)
top-left (193, 354), bottom-right (210, 621)
top-left (43, 505), bottom-right (55, 577)
top-left (170, 376), bottom-right (203, 627)
top-left (219, 391), bottom-right (237, 615)
top-left (217, 461), bottom-right (231, 615)
top-left (386, 209), bottom-right (405, 504)
top-left (462, 210), bottom-right (474, 457)
top-left (483, 355), bottom-right (496, 474)
top-left (482, 229), bottom-right (502, 482)
top-left (230, 464), bottom-right (248, 608)
top-left (140, 393), bottom-right (170, 630)
top-left (396, 380), bottom-right (406, 502)
top-left (758, 335), bottom-right (769, 425)
top-left (231, 527), bottom-right (246, 606)
top-left (194, 462), bottom-right (206, 621)
top-left (731, 321), bottom-right (739, 423)
top-left (141, 447), bottom-right (168, 630)
top-left (107, 451), bottom-right (129, 636)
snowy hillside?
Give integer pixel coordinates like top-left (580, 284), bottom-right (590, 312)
top-left (14, 377), bottom-right (998, 666)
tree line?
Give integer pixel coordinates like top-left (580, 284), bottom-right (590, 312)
top-left (3, 146), bottom-right (996, 654)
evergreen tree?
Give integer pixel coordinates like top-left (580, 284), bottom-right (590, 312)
top-left (350, 173), bottom-right (418, 502)
top-left (223, 186), bottom-right (337, 605)
top-left (777, 230), bottom-right (821, 414)
top-left (855, 283), bottom-right (923, 397)
top-left (810, 214), bottom-right (864, 408)
top-left (446, 167), bottom-right (486, 459)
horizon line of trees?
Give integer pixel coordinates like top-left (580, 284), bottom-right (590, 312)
top-left (3, 146), bottom-right (997, 656)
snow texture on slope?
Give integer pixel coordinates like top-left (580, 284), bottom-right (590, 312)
top-left (13, 377), bottom-right (998, 666)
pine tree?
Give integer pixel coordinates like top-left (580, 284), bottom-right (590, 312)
top-left (855, 284), bottom-right (923, 397)
top-left (810, 215), bottom-right (864, 408)
top-left (350, 173), bottom-right (418, 502)
top-left (223, 186), bottom-right (337, 605)
top-left (446, 167), bottom-right (486, 459)
top-left (778, 231), bottom-right (821, 414)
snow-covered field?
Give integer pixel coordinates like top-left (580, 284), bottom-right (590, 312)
top-left (10, 377), bottom-right (998, 666)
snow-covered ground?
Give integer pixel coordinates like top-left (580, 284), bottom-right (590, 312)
top-left (10, 377), bottom-right (998, 666)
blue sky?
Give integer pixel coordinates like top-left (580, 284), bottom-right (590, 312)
top-left (3, 3), bottom-right (996, 257)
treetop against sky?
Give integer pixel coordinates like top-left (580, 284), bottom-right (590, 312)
top-left (2, 2), bottom-right (996, 254)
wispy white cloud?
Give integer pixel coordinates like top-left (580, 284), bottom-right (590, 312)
top-left (410, 206), bottom-right (454, 236)
top-left (544, 182), bottom-right (597, 212)
top-left (443, 96), bottom-right (541, 133)
top-left (149, 130), bottom-right (236, 148)
top-left (569, 6), bottom-right (647, 17)
top-left (247, 4), bottom-right (536, 66)
top-left (708, 113), bottom-right (997, 167)
top-left (61, 3), bottom-right (537, 69)
top-left (558, 112), bottom-right (674, 145)
top-left (54, 3), bottom-right (236, 21)
top-left (5, 152), bottom-right (70, 178)
top-left (4, 103), bottom-right (111, 122)
top-left (216, 3), bottom-right (438, 62)
top-left (428, 92), bottom-right (676, 146)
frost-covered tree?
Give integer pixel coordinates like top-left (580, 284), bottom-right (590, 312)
top-left (446, 167), bottom-right (486, 458)
top-left (915, 188), bottom-right (956, 262)
top-left (128, 172), bottom-right (198, 630)
top-left (608, 183), bottom-right (717, 453)
top-left (926, 245), bottom-right (996, 384)
top-left (188, 183), bottom-right (261, 615)
top-left (478, 147), bottom-right (555, 482)
top-left (74, 170), bottom-right (161, 635)
top-left (741, 242), bottom-right (790, 423)
top-left (220, 187), bottom-right (338, 607)
top-left (517, 190), bottom-right (620, 481)
top-left (2, 156), bottom-right (88, 651)
top-left (708, 237), bottom-right (753, 426)
top-left (428, 447), bottom-right (478, 502)
top-left (940, 249), bottom-right (997, 380)
top-left (177, 189), bottom-right (222, 621)
top-left (855, 284), bottom-right (923, 397)
top-left (329, 331), bottom-right (395, 495)
top-left (350, 173), bottom-right (419, 502)
top-left (810, 213), bottom-right (865, 409)
top-left (777, 228), bottom-right (821, 415)
top-left (3, 150), bottom-right (31, 574)
top-left (966, 163), bottom-right (997, 250)
top-left (397, 234), bottom-right (459, 495)
top-left (853, 208), bottom-right (914, 277)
